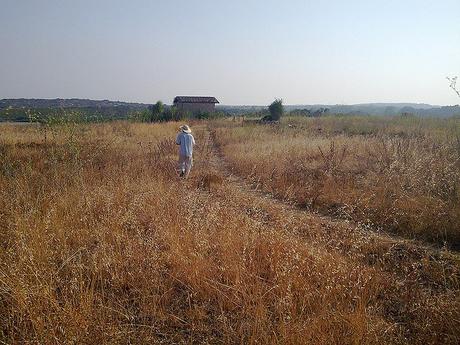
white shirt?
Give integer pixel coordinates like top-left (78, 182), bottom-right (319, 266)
top-left (175, 132), bottom-right (195, 157)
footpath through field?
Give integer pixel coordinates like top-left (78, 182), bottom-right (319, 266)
top-left (197, 125), bottom-right (459, 287)
top-left (193, 123), bottom-right (460, 340)
top-left (176, 125), bottom-right (460, 343)
top-left (190, 126), bottom-right (460, 293)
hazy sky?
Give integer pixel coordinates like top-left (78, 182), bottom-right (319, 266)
top-left (1, 0), bottom-right (459, 105)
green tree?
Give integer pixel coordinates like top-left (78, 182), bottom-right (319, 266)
top-left (150, 101), bottom-right (164, 122)
top-left (268, 98), bottom-right (283, 121)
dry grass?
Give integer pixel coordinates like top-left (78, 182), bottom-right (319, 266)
top-left (1, 120), bottom-right (459, 344)
top-left (212, 116), bottom-right (460, 247)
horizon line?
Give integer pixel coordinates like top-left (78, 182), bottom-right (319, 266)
top-left (2, 97), bottom-right (458, 108)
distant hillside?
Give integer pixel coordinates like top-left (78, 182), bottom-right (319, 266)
top-left (293, 103), bottom-right (437, 111)
top-left (0, 98), bottom-right (149, 110)
top-left (0, 98), bottom-right (152, 122)
top-left (293, 103), bottom-right (460, 117)
top-left (219, 103), bottom-right (460, 117)
top-left (1, 99), bottom-right (459, 121)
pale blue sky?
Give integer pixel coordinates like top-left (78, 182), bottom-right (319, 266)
top-left (1, 0), bottom-right (459, 105)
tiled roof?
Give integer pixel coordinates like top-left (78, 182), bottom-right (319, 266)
top-left (173, 96), bottom-right (219, 104)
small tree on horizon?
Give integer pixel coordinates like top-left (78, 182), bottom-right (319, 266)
top-left (268, 98), bottom-right (284, 121)
top-left (149, 100), bottom-right (164, 122)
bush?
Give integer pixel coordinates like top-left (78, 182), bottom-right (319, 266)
top-left (146, 101), bottom-right (165, 122)
top-left (160, 107), bottom-right (185, 122)
top-left (193, 111), bottom-right (227, 120)
top-left (268, 99), bottom-right (283, 121)
top-left (132, 102), bottom-right (227, 123)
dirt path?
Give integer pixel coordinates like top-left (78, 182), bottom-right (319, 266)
top-left (175, 125), bottom-right (460, 342)
top-left (195, 125), bottom-right (460, 293)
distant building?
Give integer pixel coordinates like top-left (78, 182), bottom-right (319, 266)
top-left (173, 96), bottom-right (219, 113)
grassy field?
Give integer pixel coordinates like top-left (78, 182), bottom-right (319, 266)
top-left (1, 119), bottom-right (459, 344)
top-left (213, 116), bottom-right (460, 247)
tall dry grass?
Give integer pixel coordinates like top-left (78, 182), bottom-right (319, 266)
top-left (1, 121), bottom-right (459, 344)
top-left (212, 116), bottom-right (460, 247)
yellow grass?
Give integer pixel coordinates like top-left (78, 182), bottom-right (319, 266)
top-left (1, 120), bottom-right (459, 344)
top-left (212, 116), bottom-right (460, 246)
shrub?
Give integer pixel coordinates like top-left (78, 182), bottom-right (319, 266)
top-left (193, 111), bottom-right (227, 120)
top-left (147, 101), bottom-right (165, 122)
top-left (268, 98), bottom-right (283, 121)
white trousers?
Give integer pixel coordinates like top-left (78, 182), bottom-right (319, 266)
top-left (178, 155), bottom-right (193, 178)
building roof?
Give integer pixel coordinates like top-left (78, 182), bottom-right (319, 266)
top-left (173, 96), bottom-right (219, 104)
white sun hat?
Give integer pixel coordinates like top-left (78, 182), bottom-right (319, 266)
top-left (180, 124), bottom-right (191, 133)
